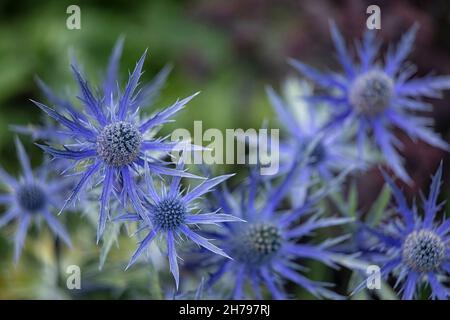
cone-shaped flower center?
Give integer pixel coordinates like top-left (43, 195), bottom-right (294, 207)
top-left (96, 121), bottom-right (142, 167)
top-left (402, 230), bottom-right (445, 273)
top-left (349, 70), bottom-right (393, 116)
top-left (231, 223), bottom-right (282, 265)
top-left (17, 184), bottom-right (47, 212)
top-left (151, 197), bottom-right (186, 231)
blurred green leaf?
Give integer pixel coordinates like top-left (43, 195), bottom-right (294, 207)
top-left (367, 184), bottom-right (391, 226)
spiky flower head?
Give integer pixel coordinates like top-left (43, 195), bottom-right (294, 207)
top-left (290, 22), bottom-right (450, 183)
top-left (32, 39), bottom-right (200, 241)
top-left (0, 138), bottom-right (71, 261)
top-left (115, 160), bottom-right (241, 289)
top-left (357, 162), bottom-right (450, 299)
top-left (201, 166), bottom-right (352, 299)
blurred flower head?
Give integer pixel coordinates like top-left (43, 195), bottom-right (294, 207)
top-left (267, 79), bottom-right (365, 206)
top-left (290, 22), bottom-right (450, 183)
top-left (0, 138), bottom-right (71, 262)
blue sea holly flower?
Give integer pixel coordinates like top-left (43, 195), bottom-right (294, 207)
top-left (33, 40), bottom-right (200, 241)
top-left (266, 80), bottom-right (364, 206)
top-left (290, 22), bottom-right (450, 183)
top-left (0, 138), bottom-right (71, 262)
top-left (115, 161), bottom-right (241, 289)
top-left (204, 167), bottom-right (352, 299)
top-left (356, 162), bottom-right (450, 300)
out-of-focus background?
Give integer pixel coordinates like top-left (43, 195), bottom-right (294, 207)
top-left (0, 0), bottom-right (449, 299)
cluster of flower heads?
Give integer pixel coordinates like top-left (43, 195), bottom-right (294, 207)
top-left (0, 22), bottom-right (449, 300)
top-left (32, 39), bottom-right (203, 242)
top-left (16, 39), bottom-right (242, 289)
top-left (264, 22), bottom-right (450, 300)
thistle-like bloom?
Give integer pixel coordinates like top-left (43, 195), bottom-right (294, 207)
top-left (115, 161), bottom-right (241, 289)
top-left (0, 138), bottom-right (71, 262)
top-left (290, 22), bottom-right (450, 183)
top-left (204, 167), bottom-right (352, 299)
top-left (357, 163), bottom-right (450, 299)
top-left (33, 39), bottom-right (199, 241)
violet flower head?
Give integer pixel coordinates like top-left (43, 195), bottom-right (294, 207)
top-left (290, 22), bottom-right (450, 183)
top-left (33, 39), bottom-right (200, 241)
top-left (115, 161), bottom-right (241, 289)
top-left (357, 162), bottom-right (450, 299)
top-left (0, 138), bottom-right (71, 262)
top-left (204, 166), bottom-right (352, 299)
